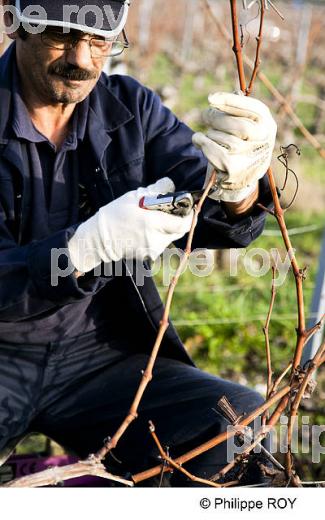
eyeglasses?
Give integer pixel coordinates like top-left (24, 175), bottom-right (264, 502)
top-left (41, 29), bottom-right (129, 58)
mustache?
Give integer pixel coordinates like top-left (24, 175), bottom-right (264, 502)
top-left (48, 63), bottom-right (97, 81)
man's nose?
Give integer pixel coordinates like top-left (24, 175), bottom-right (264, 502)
top-left (65, 40), bottom-right (93, 70)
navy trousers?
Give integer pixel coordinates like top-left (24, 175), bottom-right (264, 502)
top-left (0, 329), bottom-right (266, 486)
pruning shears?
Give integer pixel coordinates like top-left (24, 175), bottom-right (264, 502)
top-left (139, 189), bottom-right (217, 217)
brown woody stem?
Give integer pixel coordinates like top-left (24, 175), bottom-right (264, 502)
top-left (230, 0), bottom-right (247, 91)
top-left (262, 266), bottom-right (276, 425)
top-left (149, 421), bottom-right (222, 488)
top-left (265, 266), bottom-right (276, 396)
top-left (203, 0), bottom-right (325, 160)
top-left (132, 384), bottom-right (291, 484)
top-left (246, 1), bottom-right (265, 95)
top-left (94, 171), bottom-right (217, 461)
top-left (1, 459), bottom-right (133, 488)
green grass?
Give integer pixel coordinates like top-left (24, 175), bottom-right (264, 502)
top-left (297, 145), bottom-right (325, 183)
top-left (147, 53), bottom-right (177, 87)
top-left (155, 211), bottom-right (324, 385)
top-left (295, 103), bottom-right (318, 132)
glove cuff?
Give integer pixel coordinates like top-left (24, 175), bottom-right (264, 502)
top-left (68, 214), bottom-right (104, 273)
top-left (208, 181), bottom-right (258, 203)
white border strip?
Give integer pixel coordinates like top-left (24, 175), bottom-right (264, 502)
top-left (0, 488), bottom-right (319, 520)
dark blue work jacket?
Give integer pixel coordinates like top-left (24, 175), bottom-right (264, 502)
top-left (0, 44), bottom-right (273, 365)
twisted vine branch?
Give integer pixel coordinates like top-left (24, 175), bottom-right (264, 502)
top-left (94, 171), bottom-right (217, 462)
top-left (133, 0), bottom-right (325, 486)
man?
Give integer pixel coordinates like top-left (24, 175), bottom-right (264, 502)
top-left (0, 0), bottom-right (277, 485)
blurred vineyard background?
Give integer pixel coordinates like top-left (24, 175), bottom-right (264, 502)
top-left (126, 0), bottom-right (325, 480)
top-left (0, 0), bottom-right (324, 483)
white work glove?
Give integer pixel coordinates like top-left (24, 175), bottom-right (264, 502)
top-left (68, 177), bottom-right (193, 273)
top-left (192, 92), bottom-right (277, 202)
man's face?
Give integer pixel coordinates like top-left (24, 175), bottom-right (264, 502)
top-left (15, 28), bottom-right (110, 105)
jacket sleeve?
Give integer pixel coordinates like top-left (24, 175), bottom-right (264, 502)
top-left (140, 87), bottom-right (274, 250)
top-left (0, 219), bottom-right (110, 321)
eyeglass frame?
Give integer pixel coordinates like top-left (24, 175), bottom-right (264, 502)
top-left (40, 28), bottom-right (130, 58)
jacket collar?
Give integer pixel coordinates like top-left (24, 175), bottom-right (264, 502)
top-left (0, 42), bottom-right (134, 147)
top-left (86, 78), bottom-right (134, 165)
top-left (88, 76), bottom-right (134, 133)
